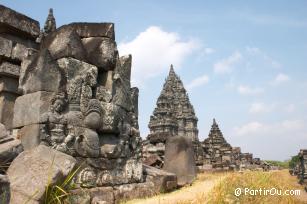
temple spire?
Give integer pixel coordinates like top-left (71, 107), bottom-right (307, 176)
top-left (44, 8), bottom-right (56, 34)
top-left (168, 64), bottom-right (176, 77)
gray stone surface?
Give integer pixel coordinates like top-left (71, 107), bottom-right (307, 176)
top-left (7, 145), bottom-right (76, 202)
top-left (0, 77), bottom-right (19, 93)
top-left (13, 91), bottom-right (54, 128)
top-left (0, 139), bottom-right (23, 169)
top-left (114, 182), bottom-right (155, 203)
top-left (0, 122), bottom-right (8, 140)
top-left (18, 49), bottom-right (66, 94)
top-left (19, 124), bottom-right (42, 150)
top-left (143, 164), bottom-right (177, 193)
top-left (0, 5), bottom-right (40, 39)
top-left (0, 36), bottom-right (37, 62)
top-left (82, 37), bottom-right (117, 70)
top-left (59, 23), bottom-right (115, 39)
top-left (163, 136), bottom-right (196, 186)
top-left (44, 27), bottom-right (87, 60)
top-left (0, 92), bottom-right (18, 129)
top-left (0, 36), bottom-right (12, 58)
top-left (68, 187), bottom-right (114, 204)
top-left (0, 62), bottom-right (20, 78)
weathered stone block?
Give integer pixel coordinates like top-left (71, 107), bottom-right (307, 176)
top-left (59, 23), bottom-right (115, 39)
top-left (0, 62), bottom-right (20, 78)
top-left (0, 5), bottom-right (40, 39)
top-left (43, 27), bottom-right (87, 60)
top-left (18, 49), bottom-right (67, 94)
top-left (163, 136), bottom-right (196, 186)
top-left (19, 124), bottom-right (42, 150)
top-left (0, 76), bottom-right (19, 93)
top-left (13, 91), bottom-right (54, 128)
top-left (11, 42), bottom-right (27, 61)
top-left (143, 164), bottom-right (177, 193)
top-left (68, 187), bottom-right (114, 204)
top-left (0, 139), bottom-right (23, 166)
top-left (114, 182), bottom-right (155, 203)
top-left (7, 145), bottom-right (76, 202)
top-left (0, 36), bottom-right (12, 58)
top-left (0, 33), bottom-right (38, 50)
top-left (0, 92), bottom-right (18, 129)
top-left (82, 37), bottom-right (117, 70)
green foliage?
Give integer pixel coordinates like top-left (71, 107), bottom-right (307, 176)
top-left (264, 160), bottom-right (289, 169)
top-left (44, 157), bottom-right (81, 204)
top-left (289, 155), bottom-right (300, 169)
top-left (44, 166), bottom-right (80, 204)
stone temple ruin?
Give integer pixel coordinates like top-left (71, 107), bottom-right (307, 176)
top-left (0, 4), bottom-right (273, 204)
top-left (142, 66), bottom-right (265, 173)
top-left (201, 119), bottom-right (267, 171)
top-left (142, 65), bottom-right (203, 169)
top-left (0, 5), bottom-right (177, 204)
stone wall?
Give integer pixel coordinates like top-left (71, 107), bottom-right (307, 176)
top-left (0, 5), bottom-right (39, 130)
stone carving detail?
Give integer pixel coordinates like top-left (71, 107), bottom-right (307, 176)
top-left (10, 7), bottom-right (143, 188)
top-left (142, 65), bottom-right (203, 168)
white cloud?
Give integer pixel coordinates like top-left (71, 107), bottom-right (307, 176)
top-left (249, 102), bottom-right (274, 114)
top-left (237, 85), bottom-right (263, 95)
top-left (233, 119), bottom-right (304, 137)
top-left (281, 120), bottom-right (304, 130)
top-left (234, 122), bottom-right (264, 136)
top-left (204, 48), bottom-right (215, 54)
top-left (271, 73), bottom-right (290, 85)
top-left (186, 74), bottom-right (209, 90)
top-left (214, 51), bottom-right (242, 74)
top-left (118, 26), bottom-right (199, 86)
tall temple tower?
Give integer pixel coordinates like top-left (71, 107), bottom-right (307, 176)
top-left (143, 65), bottom-right (201, 168)
top-left (148, 65), bottom-right (199, 142)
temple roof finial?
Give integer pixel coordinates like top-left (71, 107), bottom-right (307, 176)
top-left (213, 118), bottom-right (216, 125)
top-left (168, 64), bottom-right (176, 77)
top-left (44, 8), bottom-right (56, 34)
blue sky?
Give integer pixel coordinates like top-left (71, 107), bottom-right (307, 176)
top-left (2, 0), bottom-right (307, 160)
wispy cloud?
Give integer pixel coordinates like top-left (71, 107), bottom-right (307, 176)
top-left (187, 74), bottom-right (209, 90)
top-left (237, 85), bottom-right (263, 95)
top-left (284, 104), bottom-right (295, 113)
top-left (214, 51), bottom-right (243, 74)
top-left (234, 122), bottom-right (264, 136)
top-left (271, 73), bottom-right (290, 86)
top-left (246, 46), bottom-right (281, 69)
top-left (234, 120), bottom-right (304, 137)
top-left (118, 26), bottom-right (199, 86)
top-left (249, 102), bottom-right (274, 114)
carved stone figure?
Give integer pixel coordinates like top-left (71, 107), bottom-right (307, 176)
top-left (40, 93), bottom-right (71, 153)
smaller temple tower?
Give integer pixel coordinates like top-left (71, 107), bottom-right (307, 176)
top-left (202, 119), bottom-right (234, 170)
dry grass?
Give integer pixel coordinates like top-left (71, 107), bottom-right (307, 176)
top-left (124, 172), bottom-right (227, 204)
top-left (124, 170), bottom-right (307, 204)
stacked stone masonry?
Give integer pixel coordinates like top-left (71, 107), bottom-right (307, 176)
top-left (0, 5), bottom-right (177, 204)
top-left (0, 5), bottom-right (39, 129)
